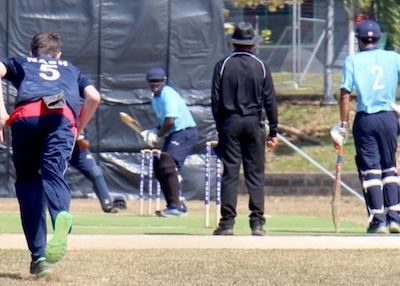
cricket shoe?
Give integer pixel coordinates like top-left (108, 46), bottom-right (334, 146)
top-left (30, 257), bottom-right (52, 278)
top-left (213, 226), bottom-right (234, 236)
top-left (367, 222), bottom-right (389, 234)
top-left (160, 207), bottom-right (187, 217)
top-left (45, 211), bottom-right (72, 264)
top-left (251, 225), bottom-right (266, 236)
top-left (104, 204), bottom-right (118, 213)
top-left (388, 221), bottom-right (400, 233)
top-left (179, 201), bottom-right (188, 214)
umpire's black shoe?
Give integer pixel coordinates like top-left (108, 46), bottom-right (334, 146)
top-left (213, 226), bottom-right (234, 236)
top-left (251, 225), bottom-right (266, 236)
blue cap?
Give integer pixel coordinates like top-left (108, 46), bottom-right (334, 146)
top-left (146, 67), bottom-right (166, 80)
top-left (356, 19), bottom-right (381, 39)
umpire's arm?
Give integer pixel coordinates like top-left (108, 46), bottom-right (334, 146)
top-left (262, 65), bottom-right (278, 137)
top-left (211, 61), bottom-right (222, 129)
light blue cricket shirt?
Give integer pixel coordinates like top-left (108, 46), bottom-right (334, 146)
top-left (341, 49), bottom-right (400, 114)
top-left (151, 85), bottom-right (196, 136)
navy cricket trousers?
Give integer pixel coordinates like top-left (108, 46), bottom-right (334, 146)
top-left (163, 127), bottom-right (199, 171)
top-left (69, 147), bottom-right (113, 211)
top-left (353, 111), bottom-right (400, 222)
top-left (11, 113), bottom-right (75, 261)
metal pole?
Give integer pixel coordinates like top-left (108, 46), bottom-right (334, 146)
top-left (291, 0), bottom-right (298, 88)
top-left (255, 15), bottom-right (259, 56)
top-left (277, 133), bottom-right (364, 201)
top-left (323, 0), bottom-right (336, 104)
top-left (296, 1), bottom-right (301, 82)
top-left (300, 30), bottom-right (326, 82)
top-left (348, 12), bottom-right (355, 56)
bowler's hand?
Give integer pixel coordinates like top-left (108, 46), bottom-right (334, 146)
top-left (0, 113), bottom-right (9, 142)
top-left (77, 134), bottom-right (90, 151)
top-left (266, 136), bottom-right (278, 149)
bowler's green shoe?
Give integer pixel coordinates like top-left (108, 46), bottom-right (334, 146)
top-left (45, 211), bottom-right (72, 263)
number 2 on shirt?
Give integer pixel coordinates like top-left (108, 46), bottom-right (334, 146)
top-left (371, 65), bottom-right (384, 91)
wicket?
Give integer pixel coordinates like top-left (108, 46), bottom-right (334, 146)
top-left (204, 140), bottom-right (222, 228)
top-left (139, 149), bottom-right (161, 216)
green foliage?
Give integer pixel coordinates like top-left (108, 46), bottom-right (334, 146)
top-left (232, 0), bottom-right (304, 12)
top-left (343, 0), bottom-right (400, 50)
top-left (374, 0), bottom-right (400, 50)
top-left (223, 8), bottom-right (230, 17)
top-left (261, 28), bottom-right (272, 42)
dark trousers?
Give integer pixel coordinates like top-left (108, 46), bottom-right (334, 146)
top-left (216, 114), bottom-right (266, 227)
top-left (163, 127), bottom-right (199, 171)
top-left (153, 152), bottom-right (181, 208)
top-left (155, 127), bottom-right (198, 207)
top-left (70, 147), bottom-right (113, 211)
top-left (11, 114), bottom-right (75, 261)
top-left (353, 111), bottom-right (400, 224)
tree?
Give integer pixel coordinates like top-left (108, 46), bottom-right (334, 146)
top-left (228, 0), bottom-right (303, 12)
top-left (344, 0), bottom-right (400, 50)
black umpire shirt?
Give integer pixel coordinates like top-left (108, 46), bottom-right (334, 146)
top-left (211, 50), bottom-right (278, 137)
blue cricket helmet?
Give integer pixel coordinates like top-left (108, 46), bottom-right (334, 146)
top-left (356, 19), bottom-right (381, 40)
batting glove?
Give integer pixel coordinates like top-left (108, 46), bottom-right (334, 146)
top-left (140, 130), bottom-right (149, 140)
top-left (330, 122), bottom-right (349, 147)
top-left (140, 128), bottom-right (157, 140)
top-left (140, 129), bottom-right (159, 147)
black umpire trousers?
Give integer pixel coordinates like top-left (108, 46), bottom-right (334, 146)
top-left (216, 113), bottom-right (266, 228)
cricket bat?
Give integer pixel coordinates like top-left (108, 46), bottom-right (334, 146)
top-left (332, 145), bottom-right (343, 233)
top-left (119, 112), bottom-right (143, 134)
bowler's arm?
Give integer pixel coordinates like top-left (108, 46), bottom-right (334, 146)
top-left (0, 62), bottom-right (10, 141)
top-left (77, 85), bottom-right (100, 136)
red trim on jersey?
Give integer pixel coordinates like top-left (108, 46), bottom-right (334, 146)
top-left (6, 100), bottom-right (77, 136)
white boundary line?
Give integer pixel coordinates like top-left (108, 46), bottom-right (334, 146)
top-left (0, 234), bottom-right (399, 249)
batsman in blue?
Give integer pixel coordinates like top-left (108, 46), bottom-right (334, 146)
top-left (338, 19), bottom-right (400, 234)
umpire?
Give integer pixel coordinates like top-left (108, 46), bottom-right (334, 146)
top-left (211, 22), bottom-right (278, 236)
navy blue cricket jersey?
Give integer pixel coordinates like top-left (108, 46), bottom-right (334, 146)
top-left (0, 55), bottom-right (93, 119)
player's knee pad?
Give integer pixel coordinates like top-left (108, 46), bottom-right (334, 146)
top-left (152, 156), bottom-right (161, 180)
top-left (361, 169), bottom-right (386, 215)
top-left (382, 167), bottom-right (400, 209)
top-left (159, 152), bottom-right (178, 175)
top-left (367, 206), bottom-right (385, 217)
top-left (361, 169), bottom-right (382, 191)
top-left (382, 167), bottom-right (398, 186)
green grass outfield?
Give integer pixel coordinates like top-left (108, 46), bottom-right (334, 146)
top-left (0, 212), bottom-right (366, 236)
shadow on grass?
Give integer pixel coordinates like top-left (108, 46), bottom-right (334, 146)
top-left (273, 134), bottom-right (335, 156)
top-left (270, 229), bottom-right (365, 235)
top-left (0, 273), bottom-right (23, 280)
top-left (143, 233), bottom-right (194, 235)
